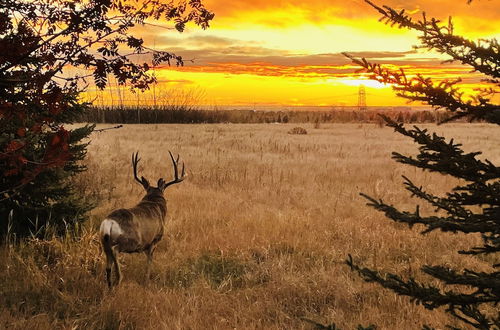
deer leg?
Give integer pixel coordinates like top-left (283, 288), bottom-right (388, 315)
top-left (145, 245), bottom-right (156, 282)
top-left (105, 252), bottom-right (113, 289)
top-left (112, 246), bottom-right (122, 286)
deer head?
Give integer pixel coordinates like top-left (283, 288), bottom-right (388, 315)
top-left (132, 151), bottom-right (186, 195)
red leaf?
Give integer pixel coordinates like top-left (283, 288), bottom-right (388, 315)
top-left (17, 110), bottom-right (26, 121)
top-left (5, 140), bottom-right (24, 152)
top-left (4, 168), bottom-right (19, 176)
top-left (31, 124), bottom-right (42, 133)
top-left (51, 135), bottom-right (61, 146)
top-left (49, 104), bottom-right (62, 115)
top-left (18, 155), bottom-right (28, 164)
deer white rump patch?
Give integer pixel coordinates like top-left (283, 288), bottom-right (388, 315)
top-left (100, 219), bottom-right (123, 243)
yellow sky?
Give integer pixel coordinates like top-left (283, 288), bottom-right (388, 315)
top-left (88, 0), bottom-right (500, 107)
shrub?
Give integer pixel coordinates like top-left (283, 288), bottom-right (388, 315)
top-left (288, 127), bottom-right (308, 135)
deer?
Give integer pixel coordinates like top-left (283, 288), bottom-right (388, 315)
top-left (99, 151), bottom-right (185, 288)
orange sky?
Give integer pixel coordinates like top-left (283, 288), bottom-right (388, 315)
top-left (87, 0), bottom-right (500, 107)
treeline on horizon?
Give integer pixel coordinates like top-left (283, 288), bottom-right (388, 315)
top-left (80, 106), bottom-right (457, 124)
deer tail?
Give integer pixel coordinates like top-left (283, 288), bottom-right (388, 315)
top-left (100, 219), bottom-right (115, 256)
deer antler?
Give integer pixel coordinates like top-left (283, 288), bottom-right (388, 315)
top-left (132, 152), bottom-right (150, 189)
top-left (160, 151), bottom-right (186, 190)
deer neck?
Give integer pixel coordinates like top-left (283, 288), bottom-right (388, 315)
top-left (139, 194), bottom-right (167, 220)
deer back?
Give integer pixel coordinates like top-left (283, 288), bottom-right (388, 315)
top-left (107, 195), bottom-right (167, 253)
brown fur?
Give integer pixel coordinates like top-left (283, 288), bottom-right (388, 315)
top-left (109, 193), bottom-right (167, 253)
top-left (100, 152), bottom-right (185, 288)
top-left (101, 190), bottom-right (167, 288)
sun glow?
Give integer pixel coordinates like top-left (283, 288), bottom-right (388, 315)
top-left (337, 79), bottom-right (389, 89)
top-left (89, 0), bottom-right (500, 107)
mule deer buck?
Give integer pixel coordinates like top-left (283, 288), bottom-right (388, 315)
top-left (99, 151), bottom-right (185, 288)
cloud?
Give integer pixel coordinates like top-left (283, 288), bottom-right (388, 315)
top-left (121, 0), bottom-right (496, 100)
top-left (158, 56), bottom-right (481, 84)
top-left (148, 43), bottom-right (483, 85)
top-left (135, 31), bottom-right (477, 81)
top-left (154, 42), bottom-right (434, 68)
top-left (156, 78), bottom-right (194, 84)
top-left (126, 29), bottom-right (484, 85)
top-left (203, 0), bottom-right (499, 35)
top-left (144, 34), bottom-right (240, 48)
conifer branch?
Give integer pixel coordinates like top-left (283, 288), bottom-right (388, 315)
top-left (359, 193), bottom-right (498, 235)
top-left (343, 1), bottom-right (500, 328)
top-left (342, 54), bottom-right (500, 124)
top-left (364, 0), bottom-right (500, 79)
top-left (347, 255), bottom-right (499, 328)
top-left (381, 116), bottom-right (500, 181)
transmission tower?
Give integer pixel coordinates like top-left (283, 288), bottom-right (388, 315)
top-left (357, 84), bottom-right (367, 111)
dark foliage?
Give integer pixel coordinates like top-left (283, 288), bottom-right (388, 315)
top-left (0, 0), bottom-right (213, 238)
top-left (80, 106), bottom-right (452, 124)
top-left (342, 0), bottom-right (499, 329)
top-left (302, 317), bottom-right (376, 330)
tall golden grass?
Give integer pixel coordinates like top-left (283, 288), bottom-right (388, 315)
top-left (1, 123), bottom-right (498, 329)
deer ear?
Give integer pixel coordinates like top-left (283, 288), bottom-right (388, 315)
top-left (157, 178), bottom-right (165, 190)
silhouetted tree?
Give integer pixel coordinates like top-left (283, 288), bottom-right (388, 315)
top-left (0, 0), bottom-right (214, 238)
top-left (342, 0), bottom-right (499, 328)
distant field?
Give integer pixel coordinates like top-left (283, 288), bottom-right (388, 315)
top-left (1, 123), bottom-right (498, 329)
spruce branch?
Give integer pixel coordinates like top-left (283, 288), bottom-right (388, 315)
top-left (359, 193), bottom-right (497, 235)
top-left (422, 266), bottom-right (500, 299)
top-left (382, 116), bottom-right (500, 181)
top-left (343, 1), bottom-right (500, 328)
top-left (342, 54), bottom-right (500, 124)
top-left (347, 255), bottom-right (499, 328)
top-left (364, 0), bottom-right (500, 79)
top-left (402, 175), bottom-right (472, 219)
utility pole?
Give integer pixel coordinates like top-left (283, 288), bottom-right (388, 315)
top-left (358, 84), bottom-right (367, 111)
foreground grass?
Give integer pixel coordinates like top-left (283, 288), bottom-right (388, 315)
top-left (1, 123), bottom-right (498, 329)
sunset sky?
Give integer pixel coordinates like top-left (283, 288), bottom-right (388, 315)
top-left (89, 0), bottom-right (500, 108)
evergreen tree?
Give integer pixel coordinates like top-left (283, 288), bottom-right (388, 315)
top-left (0, 0), bottom-right (214, 238)
top-left (344, 0), bottom-right (499, 328)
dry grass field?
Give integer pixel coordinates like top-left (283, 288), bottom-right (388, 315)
top-left (1, 123), bottom-right (498, 329)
